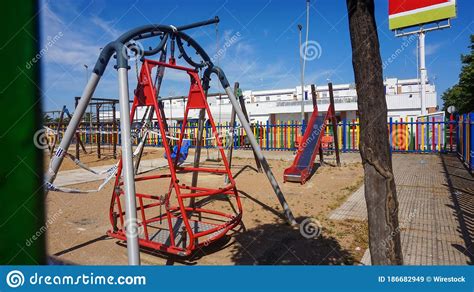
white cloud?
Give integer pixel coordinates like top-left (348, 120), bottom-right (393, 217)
top-left (91, 16), bottom-right (121, 39)
top-left (411, 42), bottom-right (444, 57)
top-left (424, 43), bottom-right (443, 56)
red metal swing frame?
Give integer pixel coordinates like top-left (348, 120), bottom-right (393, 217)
top-left (107, 59), bottom-right (242, 256)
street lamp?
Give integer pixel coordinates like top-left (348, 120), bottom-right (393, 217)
top-left (298, 0), bottom-right (311, 135)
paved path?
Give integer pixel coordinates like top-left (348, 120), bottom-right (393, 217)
top-left (330, 154), bottom-right (473, 265)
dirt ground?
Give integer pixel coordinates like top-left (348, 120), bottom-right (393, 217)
top-left (45, 147), bottom-right (367, 265)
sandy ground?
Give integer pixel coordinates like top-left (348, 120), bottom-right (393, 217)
top-left (45, 147), bottom-right (366, 265)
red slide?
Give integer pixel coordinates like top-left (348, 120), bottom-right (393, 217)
top-left (284, 106), bottom-right (333, 184)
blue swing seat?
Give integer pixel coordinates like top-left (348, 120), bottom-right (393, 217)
top-left (164, 140), bottom-right (191, 164)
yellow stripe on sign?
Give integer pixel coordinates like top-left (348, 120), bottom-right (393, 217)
top-left (389, 5), bottom-right (456, 30)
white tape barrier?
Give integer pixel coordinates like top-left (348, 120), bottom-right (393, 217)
top-left (44, 126), bottom-right (118, 135)
top-left (46, 128), bottom-right (148, 194)
top-left (45, 164), bottom-right (118, 193)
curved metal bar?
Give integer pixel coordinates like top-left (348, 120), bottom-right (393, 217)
top-left (92, 18), bottom-right (218, 76)
top-left (210, 66), bottom-right (231, 88)
top-left (175, 36), bottom-right (204, 68)
top-left (178, 31), bottom-right (214, 67)
top-left (132, 31), bottom-right (163, 41)
top-left (93, 41), bottom-right (128, 76)
top-left (176, 16), bottom-right (219, 31)
top-left (143, 33), bottom-right (169, 56)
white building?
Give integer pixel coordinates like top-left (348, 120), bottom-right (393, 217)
top-left (127, 77), bottom-right (438, 124)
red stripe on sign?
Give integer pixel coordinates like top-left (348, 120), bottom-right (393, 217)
top-left (389, 0), bottom-right (449, 15)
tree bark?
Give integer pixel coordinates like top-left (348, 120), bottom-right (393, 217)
top-left (346, 0), bottom-right (403, 265)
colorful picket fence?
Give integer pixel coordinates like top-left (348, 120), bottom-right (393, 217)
top-left (132, 118), bottom-right (458, 154)
top-left (47, 117), bottom-right (470, 156)
top-left (457, 113), bottom-right (474, 171)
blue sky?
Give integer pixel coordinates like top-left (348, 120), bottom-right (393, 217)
top-left (40, 0), bottom-right (474, 112)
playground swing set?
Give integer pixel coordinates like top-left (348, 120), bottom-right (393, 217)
top-left (45, 17), bottom-right (297, 261)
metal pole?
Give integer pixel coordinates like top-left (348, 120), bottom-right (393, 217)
top-left (117, 67), bottom-right (140, 265)
top-left (65, 107), bottom-right (87, 157)
top-left (225, 83), bottom-right (239, 184)
top-left (419, 31), bottom-right (427, 116)
top-left (45, 73), bottom-right (101, 188)
top-left (238, 91), bottom-right (262, 172)
top-left (223, 85), bottom-right (297, 225)
top-left (298, 24), bottom-right (305, 133)
top-left (75, 98), bottom-right (80, 159)
top-left (303, 0), bottom-right (310, 77)
top-left (50, 106), bottom-right (66, 157)
top-left (134, 108), bottom-right (152, 174)
top-left (190, 108), bottom-right (207, 205)
top-left (328, 82), bottom-right (341, 167)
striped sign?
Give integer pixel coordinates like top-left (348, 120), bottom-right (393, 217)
top-left (389, 0), bottom-right (457, 30)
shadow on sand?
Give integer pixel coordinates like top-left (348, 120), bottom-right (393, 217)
top-left (229, 217), bottom-right (357, 265)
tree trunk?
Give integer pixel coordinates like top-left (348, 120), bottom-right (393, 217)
top-left (346, 0), bottom-right (403, 265)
